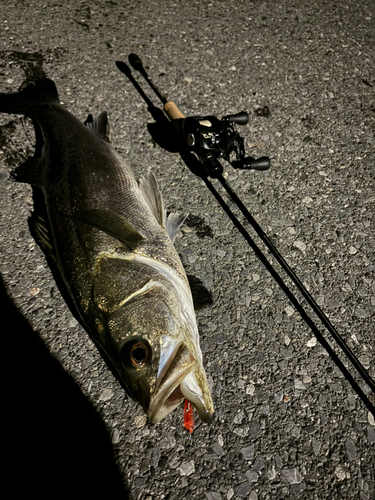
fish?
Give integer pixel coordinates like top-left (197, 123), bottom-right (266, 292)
top-left (0, 78), bottom-right (214, 424)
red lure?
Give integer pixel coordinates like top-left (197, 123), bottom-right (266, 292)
top-left (183, 399), bottom-right (195, 434)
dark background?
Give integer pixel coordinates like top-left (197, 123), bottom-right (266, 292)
top-left (0, 1), bottom-right (374, 499)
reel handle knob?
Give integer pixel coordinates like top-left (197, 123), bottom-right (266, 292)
top-left (222, 111), bottom-right (249, 125)
top-left (232, 157), bottom-right (270, 171)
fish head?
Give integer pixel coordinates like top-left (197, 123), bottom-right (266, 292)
top-left (90, 255), bottom-right (214, 424)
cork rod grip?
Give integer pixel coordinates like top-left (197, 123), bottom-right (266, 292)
top-left (164, 101), bottom-right (185, 121)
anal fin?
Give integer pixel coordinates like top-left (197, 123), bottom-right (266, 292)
top-left (29, 212), bottom-right (55, 262)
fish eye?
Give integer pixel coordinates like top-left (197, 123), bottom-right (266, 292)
top-left (121, 338), bottom-right (151, 370)
top-left (130, 342), bottom-right (149, 367)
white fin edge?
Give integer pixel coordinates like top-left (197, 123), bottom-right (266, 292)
top-left (166, 212), bottom-right (187, 242)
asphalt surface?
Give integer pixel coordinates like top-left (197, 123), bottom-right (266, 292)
top-left (0, 1), bottom-right (374, 499)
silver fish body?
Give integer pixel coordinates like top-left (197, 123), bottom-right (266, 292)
top-left (0, 79), bottom-right (214, 423)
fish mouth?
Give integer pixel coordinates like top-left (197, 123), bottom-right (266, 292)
top-left (148, 339), bottom-right (214, 424)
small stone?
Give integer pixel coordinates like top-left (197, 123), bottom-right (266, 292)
top-left (275, 455), bottom-right (283, 468)
top-left (274, 391), bottom-right (284, 403)
top-left (237, 379), bottom-right (246, 389)
top-left (291, 426), bottom-right (301, 438)
top-left (267, 465), bottom-right (277, 480)
top-left (294, 379), bottom-right (306, 390)
top-left (360, 355), bottom-right (370, 370)
top-left (306, 337), bottom-right (317, 347)
top-left (205, 492), bottom-right (222, 500)
top-left (285, 305), bottom-right (294, 316)
top-left (368, 412), bottom-right (375, 426)
top-left (249, 421), bottom-right (261, 437)
top-left (240, 444), bottom-right (255, 460)
top-left (249, 492), bottom-right (258, 500)
top-left (99, 388), bottom-right (114, 401)
top-left (293, 240), bottom-right (306, 251)
top-left (281, 468), bottom-right (302, 484)
top-left (234, 482), bottom-right (251, 498)
top-left (354, 307), bottom-right (367, 318)
top-left (111, 428), bottom-right (120, 444)
top-left (152, 447), bottom-right (161, 467)
top-left (312, 437), bottom-right (321, 456)
top-left (328, 382), bottom-right (342, 393)
top-left (367, 426), bottom-right (375, 443)
top-left (253, 457), bottom-right (265, 471)
top-left (302, 196), bottom-right (313, 204)
top-left (345, 438), bottom-right (357, 460)
top-left (234, 426), bottom-right (249, 438)
top-left (349, 246), bottom-right (358, 255)
top-left (134, 477), bottom-right (146, 488)
top-left (246, 383), bottom-right (256, 396)
top-left (290, 482), bottom-right (306, 495)
top-left (218, 434), bottom-right (224, 447)
top-left (227, 488), bottom-right (234, 500)
top-left (284, 335), bottom-right (291, 346)
top-left (233, 410), bottom-right (245, 424)
top-left (179, 460), bottom-right (195, 476)
top-left (334, 465), bottom-right (347, 481)
top-left (253, 273), bottom-right (260, 282)
top-left (134, 414), bottom-right (147, 428)
top-left (260, 405), bottom-right (269, 416)
top-left (306, 424), bottom-right (315, 434)
top-left (246, 470), bottom-right (259, 482)
top-left (212, 442), bottom-right (225, 457)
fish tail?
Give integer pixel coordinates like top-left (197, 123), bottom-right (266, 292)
top-left (0, 78), bottom-right (59, 115)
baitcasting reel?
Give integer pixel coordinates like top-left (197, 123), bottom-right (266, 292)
top-left (181, 112), bottom-right (270, 172)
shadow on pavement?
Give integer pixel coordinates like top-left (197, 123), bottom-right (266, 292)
top-left (1, 273), bottom-right (130, 498)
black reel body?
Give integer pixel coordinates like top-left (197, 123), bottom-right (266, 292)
top-left (181, 112), bottom-right (270, 172)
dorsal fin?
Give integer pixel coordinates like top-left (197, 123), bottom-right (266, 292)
top-left (138, 169), bottom-right (166, 228)
top-left (84, 111), bottom-right (111, 142)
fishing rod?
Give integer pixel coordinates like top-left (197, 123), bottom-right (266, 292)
top-left (116, 55), bottom-right (375, 416)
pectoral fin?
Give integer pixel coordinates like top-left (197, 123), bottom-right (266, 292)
top-left (74, 209), bottom-right (145, 250)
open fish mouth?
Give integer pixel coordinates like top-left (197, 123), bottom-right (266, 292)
top-left (148, 339), bottom-right (214, 424)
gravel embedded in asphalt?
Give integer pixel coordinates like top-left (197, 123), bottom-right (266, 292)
top-left (1, 0), bottom-right (374, 498)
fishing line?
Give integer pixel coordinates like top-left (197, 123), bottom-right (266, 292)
top-left (117, 55), bottom-right (375, 416)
